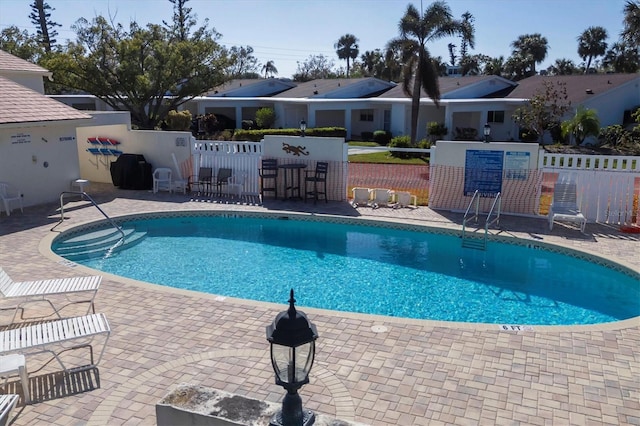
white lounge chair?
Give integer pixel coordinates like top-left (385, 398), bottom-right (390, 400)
top-left (548, 182), bottom-right (586, 233)
top-left (351, 187), bottom-right (371, 208)
top-left (0, 182), bottom-right (23, 217)
top-left (392, 191), bottom-right (418, 209)
top-left (0, 394), bottom-right (18, 426)
top-left (371, 188), bottom-right (391, 209)
top-left (0, 313), bottom-right (110, 373)
top-left (0, 267), bottom-right (101, 324)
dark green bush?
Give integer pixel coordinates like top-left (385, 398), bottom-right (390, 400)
top-left (255, 107), bottom-right (276, 129)
top-left (361, 131), bottom-right (374, 141)
top-left (232, 127), bottom-right (347, 141)
top-left (389, 135), bottom-right (412, 158)
top-left (373, 130), bottom-right (392, 145)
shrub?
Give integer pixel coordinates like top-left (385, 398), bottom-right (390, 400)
top-left (389, 135), bottom-right (412, 158)
top-left (166, 110), bottom-right (192, 131)
top-left (361, 131), bottom-right (374, 141)
top-left (255, 107), bottom-right (276, 129)
top-left (373, 130), bottom-right (392, 145)
top-left (427, 122), bottom-right (447, 141)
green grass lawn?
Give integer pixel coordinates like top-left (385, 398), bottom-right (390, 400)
top-left (347, 141), bottom-right (429, 164)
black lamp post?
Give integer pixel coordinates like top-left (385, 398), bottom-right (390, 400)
top-left (300, 120), bottom-right (307, 137)
top-left (483, 123), bottom-right (491, 143)
top-left (266, 289), bottom-right (318, 426)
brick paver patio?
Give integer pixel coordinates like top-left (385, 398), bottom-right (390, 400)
top-left (0, 183), bottom-right (638, 425)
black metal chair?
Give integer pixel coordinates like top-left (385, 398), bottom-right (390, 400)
top-left (215, 167), bottom-right (232, 195)
top-left (259, 159), bottom-right (278, 199)
top-left (188, 167), bottom-right (213, 195)
top-left (304, 161), bottom-right (328, 203)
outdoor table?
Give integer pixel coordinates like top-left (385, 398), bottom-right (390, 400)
top-left (278, 163), bottom-right (307, 200)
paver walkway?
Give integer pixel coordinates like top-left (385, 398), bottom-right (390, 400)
top-left (0, 184), bottom-right (638, 425)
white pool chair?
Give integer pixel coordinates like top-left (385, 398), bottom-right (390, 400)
top-left (0, 354), bottom-right (30, 403)
top-left (170, 153), bottom-right (189, 194)
top-left (0, 313), bottom-right (111, 373)
top-left (351, 187), bottom-right (371, 208)
top-left (548, 182), bottom-right (586, 233)
top-left (0, 182), bottom-right (23, 217)
top-left (0, 394), bottom-right (19, 426)
top-left (153, 168), bottom-right (173, 193)
top-left (371, 188), bottom-right (391, 209)
top-left (391, 191), bottom-right (418, 209)
top-left (0, 267), bottom-right (101, 324)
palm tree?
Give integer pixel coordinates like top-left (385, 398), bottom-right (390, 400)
top-left (458, 11), bottom-right (475, 60)
top-left (621, 0), bottom-right (640, 48)
top-left (483, 56), bottom-right (505, 76)
top-left (577, 26), bottom-right (608, 73)
top-left (603, 42), bottom-right (640, 73)
top-left (334, 34), bottom-right (359, 78)
top-left (262, 60), bottom-right (278, 78)
top-left (510, 33), bottom-right (549, 75)
top-left (387, 2), bottom-right (461, 144)
top-left (547, 58), bottom-right (579, 75)
top-left (561, 106), bottom-right (600, 145)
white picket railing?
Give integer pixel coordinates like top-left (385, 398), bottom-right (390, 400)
top-left (192, 141), bottom-right (263, 195)
top-left (540, 152), bottom-right (639, 225)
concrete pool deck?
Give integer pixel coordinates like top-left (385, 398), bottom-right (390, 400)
top-left (0, 183), bottom-right (638, 425)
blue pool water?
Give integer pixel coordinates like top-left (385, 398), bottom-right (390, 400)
top-left (53, 215), bottom-right (640, 325)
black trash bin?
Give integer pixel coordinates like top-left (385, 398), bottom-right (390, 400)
top-left (110, 154), bottom-right (153, 190)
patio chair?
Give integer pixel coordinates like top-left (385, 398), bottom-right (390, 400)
top-left (0, 182), bottom-right (23, 217)
top-left (392, 191), bottom-right (418, 209)
top-left (304, 161), bottom-right (328, 203)
top-left (0, 313), bottom-right (110, 373)
top-left (259, 159), bottom-right (278, 199)
top-left (371, 188), bottom-right (391, 209)
top-left (0, 354), bottom-right (30, 403)
top-left (188, 167), bottom-right (213, 195)
top-left (548, 182), bottom-right (586, 233)
top-left (215, 168), bottom-right (233, 195)
top-left (0, 394), bottom-right (18, 426)
top-left (351, 187), bottom-right (371, 208)
top-left (0, 267), bottom-right (101, 324)
top-left (226, 173), bottom-right (246, 198)
top-left (152, 168), bottom-right (172, 193)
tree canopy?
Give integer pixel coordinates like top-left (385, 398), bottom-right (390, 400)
top-left (42, 14), bottom-right (229, 129)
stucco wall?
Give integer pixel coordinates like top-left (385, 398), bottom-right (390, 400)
top-left (76, 125), bottom-right (193, 184)
top-left (0, 124), bottom-right (81, 207)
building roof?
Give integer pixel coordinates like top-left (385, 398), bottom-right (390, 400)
top-left (0, 76), bottom-right (92, 126)
top-left (273, 78), bottom-right (395, 98)
top-left (505, 73), bottom-right (640, 104)
top-left (0, 50), bottom-right (49, 74)
top-left (205, 78), bottom-right (296, 97)
top-left (377, 75), bottom-right (512, 99)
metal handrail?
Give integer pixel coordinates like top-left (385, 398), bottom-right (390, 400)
top-left (461, 190), bottom-right (480, 241)
top-left (484, 192), bottom-right (502, 238)
top-left (51, 192), bottom-right (125, 241)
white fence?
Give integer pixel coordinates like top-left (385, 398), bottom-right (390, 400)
top-left (192, 141), bottom-right (263, 195)
top-left (540, 152), bottom-right (639, 225)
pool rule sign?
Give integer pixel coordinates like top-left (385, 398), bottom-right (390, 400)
top-left (463, 150), bottom-right (504, 197)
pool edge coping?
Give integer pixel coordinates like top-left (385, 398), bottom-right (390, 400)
top-left (40, 208), bottom-right (640, 333)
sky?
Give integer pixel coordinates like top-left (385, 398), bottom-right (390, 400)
top-left (0, 0), bottom-right (631, 78)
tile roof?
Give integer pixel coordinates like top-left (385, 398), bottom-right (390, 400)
top-left (0, 76), bottom-right (92, 125)
top-left (505, 73), bottom-right (640, 104)
top-left (0, 50), bottom-right (49, 74)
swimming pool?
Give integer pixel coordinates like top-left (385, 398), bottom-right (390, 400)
top-left (52, 213), bottom-right (640, 325)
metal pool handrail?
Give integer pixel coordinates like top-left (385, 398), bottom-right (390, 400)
top-left (51, 191), bottom-right (125, 242)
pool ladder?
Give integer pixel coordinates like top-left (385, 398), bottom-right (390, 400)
top-left (461, 191), bottom-right (501, 250)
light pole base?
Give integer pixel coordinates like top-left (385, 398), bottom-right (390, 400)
top-left (269, 408), bottom-right (315, 426)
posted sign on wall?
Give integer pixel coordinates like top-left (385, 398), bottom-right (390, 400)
top-left (464, 150), bottom-right (504, 197)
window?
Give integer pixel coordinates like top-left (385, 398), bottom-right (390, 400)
top-left (487, 110), bottom-right (505, 123)
top-left (360, 110), bottom-right (373, 122)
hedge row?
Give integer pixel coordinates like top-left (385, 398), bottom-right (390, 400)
top-left (232, 127), bottom-right (347, 141)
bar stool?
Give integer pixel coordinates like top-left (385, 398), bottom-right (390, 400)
top-left (0, 354), bottom-right (30, 403)
top-left (71, 179), bottom-right (90, 199)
